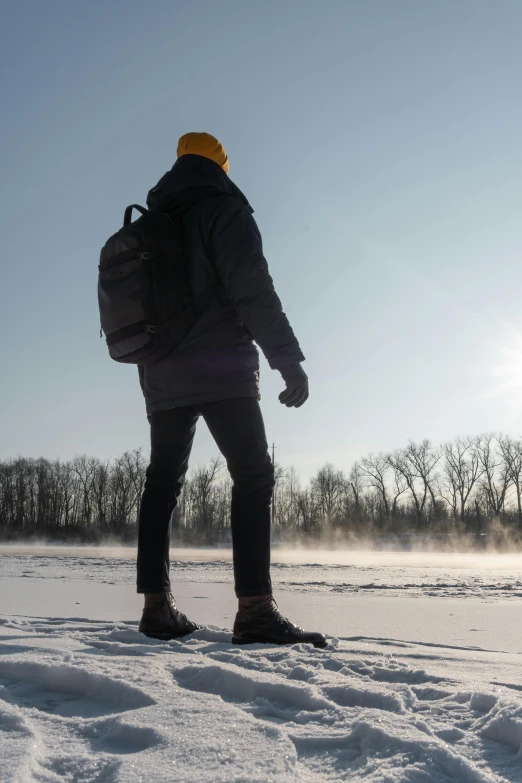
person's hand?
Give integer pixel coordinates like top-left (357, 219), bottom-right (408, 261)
top-left (278, 364), bottom-right (309, 408)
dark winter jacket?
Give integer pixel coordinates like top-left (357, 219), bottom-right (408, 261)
top-left (138, 155), bottom-right (305, 414)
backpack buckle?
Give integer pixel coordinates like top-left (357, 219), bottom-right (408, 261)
top-left (145, 324), bottom-right (158, 334)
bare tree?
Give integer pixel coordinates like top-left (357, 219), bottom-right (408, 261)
top-left (438, 436), bottom-right (482, 522)
top-left (88, 459), bottom-right (111, 534)
top-left (387, 458), bottom-right (409, 520)
top-left (118, 449), bottom-right (147, 526)
top-left (272, 461), bottom-right (287, 528)
top-left (477, 434), bottom-right (511, 517)
top-left (389, 441), bottom-right (440, 527)
top-left (498, 435), bottom-right (522, 524)
top-left (296, 487), bottom-right (320, 534)
top-left (360, 454), bottom-right (390, 519)
top-left (348, 462), bottom-right (365, 525)
top-left (408, 440), bottom-right (441, 516)
top-left (71, 455), bottom-right (99, 529)
top-left (188, 457), bottom-right (224, 535)
top-left (275, 466), bottom-right (301, 532)
top-left (311, 463), bottom-right (346, 529)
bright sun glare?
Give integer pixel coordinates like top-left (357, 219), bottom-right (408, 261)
top-left (492, 334), bottom-right (522, 394)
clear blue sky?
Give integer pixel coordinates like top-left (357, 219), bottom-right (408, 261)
top-left (2, 0), bottom-right (522, 481)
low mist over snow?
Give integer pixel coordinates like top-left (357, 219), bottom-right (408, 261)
top-left (4, 543), bottom-right (522, 568)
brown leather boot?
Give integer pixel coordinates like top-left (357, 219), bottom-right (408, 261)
top-left (138, 590), bottom-right (200, 641)
top-left (232, 595), bottom-right (327, 648)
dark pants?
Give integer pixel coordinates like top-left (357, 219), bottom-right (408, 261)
top-left (136, 397), bottom-right (275, 597)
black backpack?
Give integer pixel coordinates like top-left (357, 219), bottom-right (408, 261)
top-left (98, 203), bottom-right (200, 365)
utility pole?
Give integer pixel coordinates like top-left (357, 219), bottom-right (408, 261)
top-left (271, 443), bottom-right (276, 523)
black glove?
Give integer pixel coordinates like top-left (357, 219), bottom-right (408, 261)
top-left (278, 364), bottom-right (309, 408)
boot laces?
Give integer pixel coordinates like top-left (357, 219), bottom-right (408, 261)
top-left (259, 596), bottom-right (291, 628)
top-left (165, 590), bottom-right (191, 625)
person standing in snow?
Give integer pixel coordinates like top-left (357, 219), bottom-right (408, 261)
top-left (137, 133), bottom-right (326, 648)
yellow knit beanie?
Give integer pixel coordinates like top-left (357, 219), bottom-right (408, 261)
top-left (177, 132), bottom-right (229, 174)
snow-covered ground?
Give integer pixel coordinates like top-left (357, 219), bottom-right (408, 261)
top-left (1, 547), bottom-right (522, 782)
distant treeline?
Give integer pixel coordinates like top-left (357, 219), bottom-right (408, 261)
top-left (2, 434), bottom-right (522, 548)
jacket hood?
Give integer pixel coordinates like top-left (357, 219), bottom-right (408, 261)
top-left (146, 155), bottom-right (253, 214)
